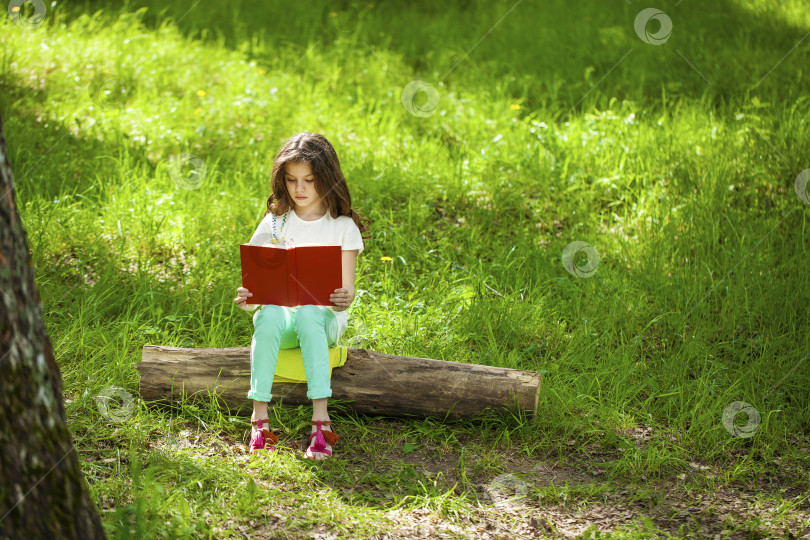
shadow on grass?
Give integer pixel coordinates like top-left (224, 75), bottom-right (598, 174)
top-left (47, 0), bottom-right (810, 110)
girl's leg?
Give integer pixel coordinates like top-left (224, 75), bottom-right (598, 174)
top-left (293, 305), bottom-right (337, 402)
top-left (294, 305), bottom-right (339, 459)
top-left (252, 401), bottom-right (268, 423)
top-left (248, 305), bottom-right (298, 422)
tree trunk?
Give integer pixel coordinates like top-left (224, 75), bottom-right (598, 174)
top-left (0, 114), bottom-right (107, 538)
top-left (138, 345), bottom-right (542, 420)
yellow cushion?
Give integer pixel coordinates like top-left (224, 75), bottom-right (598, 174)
top-left (273, 346), bottom-right (348, 383)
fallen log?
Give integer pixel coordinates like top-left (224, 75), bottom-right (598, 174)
top-left (137, 345), bottom-right (542, 420)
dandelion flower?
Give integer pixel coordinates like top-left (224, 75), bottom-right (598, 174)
top-left (196, 90), bottom-right (206, 97)
top-left (510, 104), bottom-right (520, 110)
top-left (380, 256), bottom-right (392, 261)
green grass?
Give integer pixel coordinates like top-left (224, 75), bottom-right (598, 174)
top-left (2, 0), bottom-right (810, 537)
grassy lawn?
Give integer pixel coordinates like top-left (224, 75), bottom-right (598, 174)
top-left (2, 0), bottom-right (809, 537)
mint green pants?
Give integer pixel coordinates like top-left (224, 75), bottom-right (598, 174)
top-left (248, 304), bottom-right (339, 402)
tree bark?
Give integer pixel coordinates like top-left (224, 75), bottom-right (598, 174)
top-left (0, 114), bottom-right (107, 538)
top-left (137, 345), bottom-right (542, 420)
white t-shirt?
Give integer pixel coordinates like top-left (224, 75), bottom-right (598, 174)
top-left (246, 208), bottom-right (364, 339)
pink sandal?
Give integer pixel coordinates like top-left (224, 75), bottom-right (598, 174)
top-left (304, 420), bottom-right (339, 459)
top-left (249, 418), bottom-right (279, 453)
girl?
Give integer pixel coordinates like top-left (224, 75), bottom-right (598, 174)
top-left (234, 132), bottom-right (370, 460)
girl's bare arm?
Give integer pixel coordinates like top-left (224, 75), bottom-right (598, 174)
top-left (330, 249), bottom-right (358, 312)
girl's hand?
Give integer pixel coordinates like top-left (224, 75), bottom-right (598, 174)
top-left (330, 288), bottom-right (353, 312)
top-left (234, 287), bottom-right (257, 310)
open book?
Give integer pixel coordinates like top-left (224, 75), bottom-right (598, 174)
top-left (239, 243), bottom-right (342, 307)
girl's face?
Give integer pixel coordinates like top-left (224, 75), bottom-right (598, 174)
top-left (284, 161), bottom-right (324, 214)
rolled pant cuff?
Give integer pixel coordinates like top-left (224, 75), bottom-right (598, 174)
top-left (307, 389), bottom-right (332, 400)
top-left (247, 390), bottom-right (273, 402)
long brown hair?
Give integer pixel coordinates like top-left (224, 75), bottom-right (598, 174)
top-left (263, 132), bottom-right (371, 241)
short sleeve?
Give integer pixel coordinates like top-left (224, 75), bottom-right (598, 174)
top-left (248, 216), bottom-right (274, 246)
top-left (341, 218), bottom-right (364, 254)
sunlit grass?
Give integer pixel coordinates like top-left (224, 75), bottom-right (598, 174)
top-left (2, 0), bottom-right (809, 536)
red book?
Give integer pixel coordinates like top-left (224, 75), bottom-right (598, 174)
top-left (239, 244), bottom-right (342, 307)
